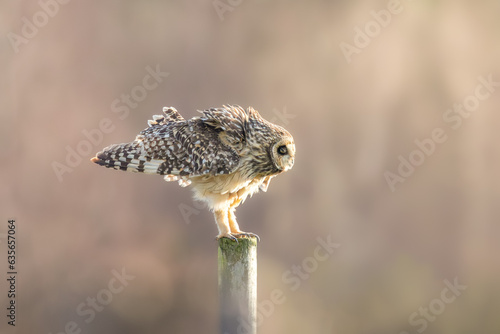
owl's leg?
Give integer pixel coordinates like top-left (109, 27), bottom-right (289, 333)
top-left (228, 208), bottom-right (242, 233)
top-left (227, 201), bottom-right (260, 241)
top-left (214, 209), bottom-right (238, 241)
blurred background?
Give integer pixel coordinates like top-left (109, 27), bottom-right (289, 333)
top-left (2, 0), bottom-right (500, 333)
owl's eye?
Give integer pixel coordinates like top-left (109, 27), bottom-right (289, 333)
top-left (277, 145), bottom-right (288, 155)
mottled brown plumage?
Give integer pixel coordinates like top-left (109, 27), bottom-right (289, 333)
top-left (91, 105), bottom-right (295, 240)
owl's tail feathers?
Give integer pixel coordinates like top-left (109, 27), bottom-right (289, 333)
top-left (90, 142), bottom-right (145, 172)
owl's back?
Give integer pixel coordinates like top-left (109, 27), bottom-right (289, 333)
top-left (91, 107), bottom-right (241, 183)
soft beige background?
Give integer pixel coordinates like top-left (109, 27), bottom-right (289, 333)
top-left (2, 1), bottom-right (500, 333)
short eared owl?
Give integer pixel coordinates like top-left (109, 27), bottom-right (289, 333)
top-left (91, 105), bottom-right (295, 240)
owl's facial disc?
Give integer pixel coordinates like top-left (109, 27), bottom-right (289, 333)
top-left (272, 138), bottom-right (295, 172)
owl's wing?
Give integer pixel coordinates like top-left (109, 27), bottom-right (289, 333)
top-left (144, 117), bottom-right (242, 178)
top-left (198, 105), bottom-right (248, 148)
top-left (91, 106), bottom-right (245, 186)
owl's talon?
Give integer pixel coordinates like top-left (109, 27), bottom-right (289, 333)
top-left (216, 233), bottom-right (239, 242)
top-left (215, 232), bottom-right (260, 242)
top-left (233, 232), bottom-right (260, 242)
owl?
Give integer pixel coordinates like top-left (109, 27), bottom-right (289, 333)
top-left (91, 105), bottom-right (295, 241)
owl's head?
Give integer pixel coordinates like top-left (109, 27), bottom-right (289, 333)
top-left (270, 135), bottom-right (295, 173)
top-left (242, 106), bottom-right (296, 176)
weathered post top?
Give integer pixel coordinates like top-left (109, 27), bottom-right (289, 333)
top-left (218, 237), bottom-right (258, 334)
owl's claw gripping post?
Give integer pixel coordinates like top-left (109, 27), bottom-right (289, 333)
top-left (233, 232), bottom-right (260, 242)
top-left (215, 232), bottom-right (260, 242)
top-left (215, 233), bottom-right (239, 242)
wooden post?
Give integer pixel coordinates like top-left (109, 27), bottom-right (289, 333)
top-left (218, 236), bottom-right (258, 334)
